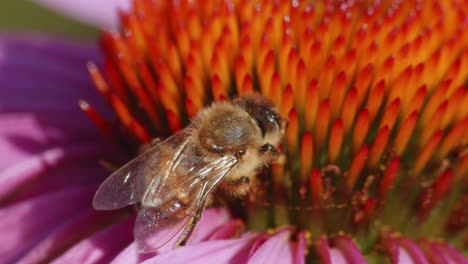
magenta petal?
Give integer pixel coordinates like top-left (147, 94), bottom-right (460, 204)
top-left (316, 237), bottom-right (362, 264)
top-left (17, 209), bottom-right (118, 264)
top-left (420, 240), bottom-right (468, 264)
top-left (52, 217), bottom-right (134, 264)
top-left (0, 35), bottom-right (108, 120)
top-left (0, 142), bottom-right (114, 202)
top-left (293, 231), bottom-right (307, 264)
top-left (0, 35), bottom-right (111, 168)
top-left (0, 35), bottom-right (105, 117)
top-left (32, 0), bottom-right (131, 29)
top-left (207, 219), bottom-right (245, 240)
top-left (398, 238), bottom-right (429, 264)
top-left (142, 233), bottom-right (257, 264)
top-left (112, 208), bottom-right (232, 263)
top-left (0, 35), bottom-right (117, 199)
top-left (383, 236), bottom-right (429, 264)
top-left (382, 237), bottom-right (399, 263)
top-left (433, 242), bottom-right (468, 264)
top-left (110, 243), bottom-right (156, 264)
top-left (332, 237), bottom-right (367, 264)
top-left (188, 208), bottom-right (231, 244)
top-left (138, 208), bottom-right (232, 253)
top-left (316, 237), bottom-right (332, 264)
top-left (248, 233), bottom-right (269, 257)
top-left (0, 186), bottom-right (96, 262)
top-left (0, 36), bottom-right (102, 107)
top-left (247, 228), bottom-right (295, 264)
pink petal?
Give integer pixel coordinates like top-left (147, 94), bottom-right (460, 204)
top-left (112, 208), bottom-right (232, 264)
top-left (142, 233), bottom-right (257, 264)
top-left (329, 249), bottom-right (348, 264)
top-left (207, 219), bottom-right (245, 240)
top-left (17, 209), bottom-right (121, 264)
top-left (187, 208), bottom-right (231, 244)
top-left (333, 236), bottom-right (367, 264)
top-left (315, 237), bottom-right (332, 264)
top-left (248, 228), bottom-right (295, 264)
top-left (316, 236), bottom-right (367, 264)
top-left (0, 186), bottom-right (96, 262)
top-left (52, 217), bottom-right (135, 264)
top-left (398, 238), bottom-right (429, 264)
top-left (0, 141), bottom-right (114, 202)
top-left (0, 35), bottom-right (118, 199)
top-left (32, 0), bottom-right (131, 29)
top-left (0, 35), bottom-right (106, 116)
top-left (293, 231), bottom-right (307, 264)
top-left (397, 247), bottom-right (417, 264)
top-left (0, 35), bottom-right (111, 166)
top-left (382, 236), bottom-right (400, 263)
top-left (383, 236), bottom-right (429, 264)
top-left (420, 240), bottom-right (468, 264)
top-left (433, 243), bottom-right (468, 264)
top-left (110, 243), bottom-right (156, 264)
top-left (247, 233), bottom-right (268, 257)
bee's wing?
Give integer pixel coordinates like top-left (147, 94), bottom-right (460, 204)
top-left (92, 130), bottom-right (190, 210)
top-left (135, 151), bottom-right (238, 252)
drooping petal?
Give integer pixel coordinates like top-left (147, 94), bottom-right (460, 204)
top-left (0, 35), bottom-right (117, 199)
top-left (332, 237), bottom-right (367, 264)
top-left (0, 141), bottom-right (115, 202)
top-left (383, 236), bottom-right (430, 264)
top-left (109, 243), bottom-right (155, 264)
top-left (51, 216), bottom-right (135, 264)
top-left (316, 236), bottom-right (367, 264)
top-left (329, 249), bottom-right (348, 264)
top-left (293, 231), bottom-right (307, 264)
top-left (206, 219), bottom-right (244, 240)
top-left (315, 237), bottom-right (332, 264)
top-left (247, 228), bottom-right (296, 264)
top-left (141, 233), bottom-right (257, 264)
top-left (396, 237), bottom-right (429, 264)
top-left (419, 240), bottom-right (468, 264)
top-left (0, 35), bottom-right (111, 167)
top-left (31, 0), bottom-right (131, 29)
top-left (186, 208), bottom-right (231, 244)
top-left (0, 186), bottom-right (96, 263)
top-left (111, 208), bottom-right (232, 264)
top-left (0, 35), bottom-right (123, 262)
top-left (17, 209), bottom-right (120, 264)
top-left (0, 35), bottom-right (107, 114)
top-left (433, 242), bottom-right (468, 264)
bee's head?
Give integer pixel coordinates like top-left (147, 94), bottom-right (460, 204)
top-left (233, 93), bottom-right (288, 144)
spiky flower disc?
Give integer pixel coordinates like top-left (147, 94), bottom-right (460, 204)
top-left (81, 0), bottom-right (468, 261)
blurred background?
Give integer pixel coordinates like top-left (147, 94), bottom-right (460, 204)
top-left (0, 2), bottom-right (98, 39)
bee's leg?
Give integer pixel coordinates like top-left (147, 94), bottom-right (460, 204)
top-left (174, 202), bottom-right (206, 248)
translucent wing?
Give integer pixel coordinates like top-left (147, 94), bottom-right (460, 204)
top-left (134, 150), bottom-right (238, 252)
top-left (92, 130), bottom-right (190, 210)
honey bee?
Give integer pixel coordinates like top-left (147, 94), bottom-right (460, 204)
top-left (92, 93), bottom-right (287, 253)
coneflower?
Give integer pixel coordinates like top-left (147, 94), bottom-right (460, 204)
top-left (1, 0), bottom-right (466, 263)
top-left (80, 0), bottom-right (467, 262)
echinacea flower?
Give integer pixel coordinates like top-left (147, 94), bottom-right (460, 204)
top-left (1, 0), bottom-right (467, 263)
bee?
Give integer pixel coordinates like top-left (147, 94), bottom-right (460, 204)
top-left (92, 93), bottom-right (288, 253)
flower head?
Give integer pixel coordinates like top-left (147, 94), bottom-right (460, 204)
top-left (1, 0), bottom-right (467, 263)
top-left (79, 0), bottom-right (468, 262)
